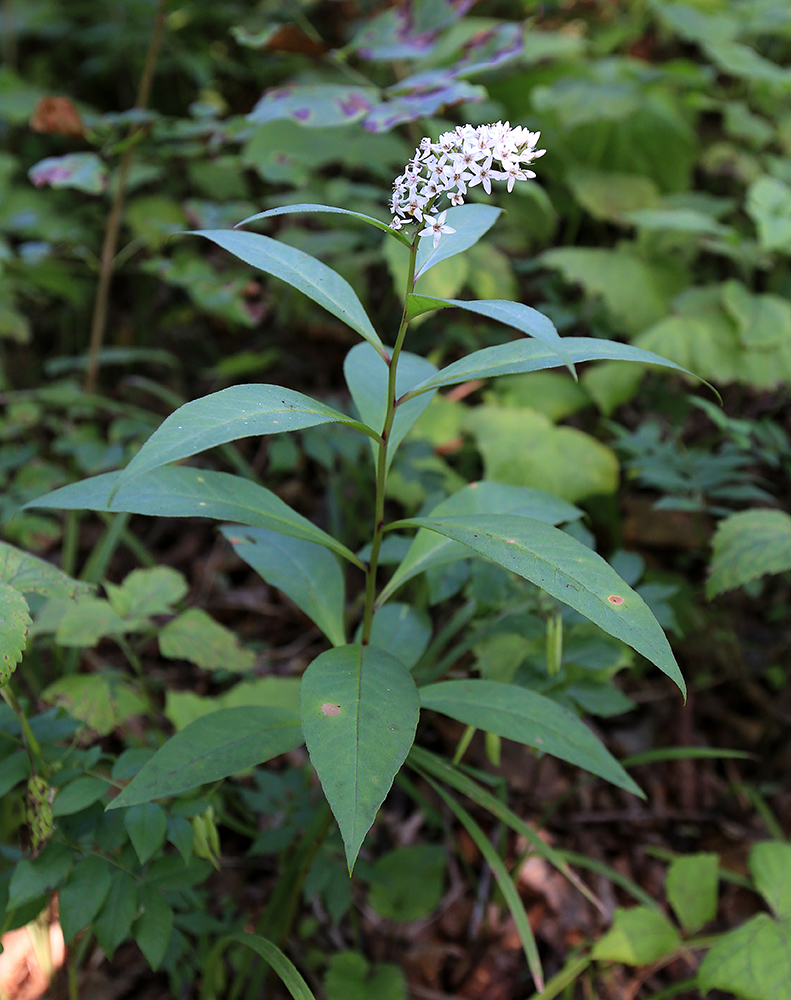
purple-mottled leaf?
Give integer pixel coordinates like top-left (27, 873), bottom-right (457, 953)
top-left (364, 78), bottom-right (486, 133)
top-left (28, 153), bottom-right (108, 195)
top-left (353, 0), bottom-right (476, 61)
top-left (452, 22), bottom-right (525, 77)
top-left (248, 85), bottom-right (377, 128)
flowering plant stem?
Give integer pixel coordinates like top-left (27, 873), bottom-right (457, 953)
top-left (360, 234), bottom-right (419, 645)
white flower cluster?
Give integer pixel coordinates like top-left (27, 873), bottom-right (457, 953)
top-left (389, 121), bottom-right (545, 246)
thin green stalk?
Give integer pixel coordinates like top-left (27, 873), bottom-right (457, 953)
top-left (360, 235), bottom-right (419, 644)
top-left (1, 684), bottom-right (44, 767)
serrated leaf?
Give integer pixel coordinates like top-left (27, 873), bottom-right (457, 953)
top-left (707, 509), bottom-right (791, 598)
top-left (414, 204), bottom-right (501, 280)
top-left (238, 203), bottom-right (410, 246)
top-left (109, 707), bottom-right (303, 808)
top-left (750, 841), bottom-right (791, 919)
top-left (221, 526), bottom-right (346, 646)
top-left (159, 608), bottom-right (255, 673)
top-left (0, 541), bottom-right (91, 600)
top-left (300, 644), bottom-right (419, 871)
top-left (394, 514), bottom-right (685, 695)
top-left (42, 674), bottom-right (147, 737)
top-left (125, 803), bottom-right (167, 865)
top-left (134, 886), bottom-right (173, 971)
top-left (190, 230), bottom-right (385, 356)
top-left (344, 343), bottom-right (437, 470)
top-left (59, 855), bottom-right (113, 943)
top-left (665, 853), bottom-right (719, 933)
top-left (699, 914), bottom-right (791, 1000)
top-left (110, 385), bottom-right (378, 497)
top-left (27, 466), bottom-right (362, 568)
top-left (0, 582), bottom-right (30, 685)
top-left (592, 906), bottom-right (681, 965)
top-left (106, 567), bottom-right (187, 618)
top-left (420, 680), bottom-right (641, 796)
top-left (381, 481), bottom-right (580, 604)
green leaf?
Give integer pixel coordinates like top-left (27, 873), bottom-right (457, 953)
top-left (134, 886), bottom-right (173, 970)
top-left (368, 846), bottom-right (446, 922)
top-left (405, 296), bottom-right (574, 374)
top-left (53, 597), bottom-right (129, 647)
top-left (420, 680), bottom-right (641, 796)
top-left (344, 343), bottom-right (437, 470)
top-left (109, 707), bottom-right (304, 809)
top-left (8, 843), bottom-right (72, 910)
top-left (325, 952), bottom-right (406, 1000)
top-left (190, 230), bottom-right (385, 357)
top-left (0, 540), bottom-right (91, 600)
top-left (747, 176), bottom-right (791, 254)
top-left (394, 514), bottom-right (685, 695)
top-left (28, 153), bottom-right (108, 194)
top-left (0, 582), bottom-right (30, 685)
top-left (566, 168), bottom-right (659, 222)
top-left (751, 841), bottom-right (791, 919)
top-left (591, 906), bottom-right (681, 965)
top-left (414, 204), bottom-right (501, 280)
top-left (27, 467), bottom-right (362, 568)
top-left (52, 775), bottom-right (110, 816)
top-left (59, 856), bottom-right (113, 943)
top-left (399, 337), bottom-right (703, 402)
top-left (200, 932), bottom-right (317, 1000)
top-left (665, 853), bottom-right (719, 933)
top-left (111, 385), bottom-right (379, 496)
top-left (0, 751), bottom-right (30, 797)
top-left (355, 604), bottom-right (432, 671)
top-left (238, 203), bottom-right (410, 246)
top-left (221, 526), bottom-right (346, 647)
top-left (707, 509), bottom-right (791, 598)
top-left (125, 803), bottom-right (168, 865)
top-left (42, 674), bottom-right (147, 737)
top-left (94, 871), bottom-right (137, 959)
top-left (381, 481), bottom-right (581, 604)
top-left (699, 914), bottom-right (791, 1000)
top-left (106, 567), bottom-right (187, 618)
top-left (165, 677), bottom-right (300, 730)
top-left (159, 608), bottom-right (255, 673)
top-left (300, 644), bottom-right (420, 871)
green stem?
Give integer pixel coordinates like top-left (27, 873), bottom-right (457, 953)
top-left (360, 235), bottom-right (419, 645)
top-left (1, 684), bottom-right (44, 768)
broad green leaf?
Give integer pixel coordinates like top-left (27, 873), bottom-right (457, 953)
top-left (0, 751), bottom-right (30, 797)
top-left (221, 526), bottom-right (346, 647)
top-left (52, 775), bottom-right (110, 816)
top-left (238, 203), bottom-right (410, 246)
top-left (399, 337), bottom-right (703, 401)
top-left (53, 597), bottom-right (130, 647)
top-left (111, 385), bottom-right (379, 496)
top-left (414, 204), bottom-right (501, 280)
top-left (665, 853), bottom-right (719, 933)
top-left (699, 914), bottom-right (791, 1000)
top-left (465, 406), bottom-right (619, 502)
top-left (344, 343), bottom-right (437, 470)
top-left (109, 707), bottom-right (304, 808)
top-left (125, 803), bottom-right (168, 865)
top-left (591, 906), bottom-right (681, 965)
top-left (27, 467), bottom-right (362, 568)
top-left (0, 541), bottom-right (91, 600)
top-left (747, 176), bottom-right (791, 254)
top-left (707, 509), bottom-right (791, 598)
top-left (28, 152), bottom-right (108, 194)
top-left (325, 952), bottom-right (406, 1000)
top-left (354, 604), bottom-right (432, 670)
top-left (42, 674), bottom-right (147, 737)
top-left (94, 871), bottom-right (137, 959)
top-left (200, 932), bottom-right (318, 1000)
top-left (368, 846), bottom-right (446, 922)
top-left (248, 83), bottom-right (376, 127)
top-left (404, 296), bottom-right (574, 374)
top-left (165, 677), bottom-right (300, 730)
top-left (566, 168), bottom-right (659, 222)
top-left (395, 514), bottom-right (685, 694)
top-left (300, 644), bottom-right (420, 870)
top-left (159, 608), bottom-right (255, 673)
top-left (0, 582), bottom-right (30, 685)
top-left (134, 886), bottom-right (173, 971)
top-left (59, 856), bottom-right (113, 943)
top-left (191, 230), bottom-right (385, 357)
top-left (723, 281), bottom-right (791, 350)
top-left (106, 567), bottom-right (187, 618)
top-left (420, 680), bottom-right (641, 796)
top-left (751, 841), bottom-right (791, 919)
top-left (626, 207), bottom-right (732, 236)
top-left (8, 842), bottom-right (72, 910)
top-left (380, 481), bottom-right (581, 604)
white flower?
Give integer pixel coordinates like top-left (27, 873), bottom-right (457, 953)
top-left (419, 210), bottom-right (456, 248)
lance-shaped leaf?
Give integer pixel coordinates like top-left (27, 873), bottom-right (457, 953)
top-left (405, 296), bottom-right (575, 375)
top-left (237, 203), bottom-right (410, 246)
top-left (421, 680), bottom-right (642, 796)
top-left (399, 337), bottom-right (709, 402)
top-left (191, 230), bottom-right (386, 358)
top-left (300, 644), bottom-right (420, 871)
top-left (344, 343), bottom-right (437, 470)
top-left (109, 707), bottom-right (304, 809)
top-left (380, 482), bottom-right (581, 605)
top-left (414, 204), bottom-right (501, 280)
top-left (111, 385), bottom-right (379, 497)
top-left (27, 467), bottom-right (363, 569)
top-left (393, 514), bottom-right (685, 695)
top-left (221, 527), bottom-right (346, 647)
